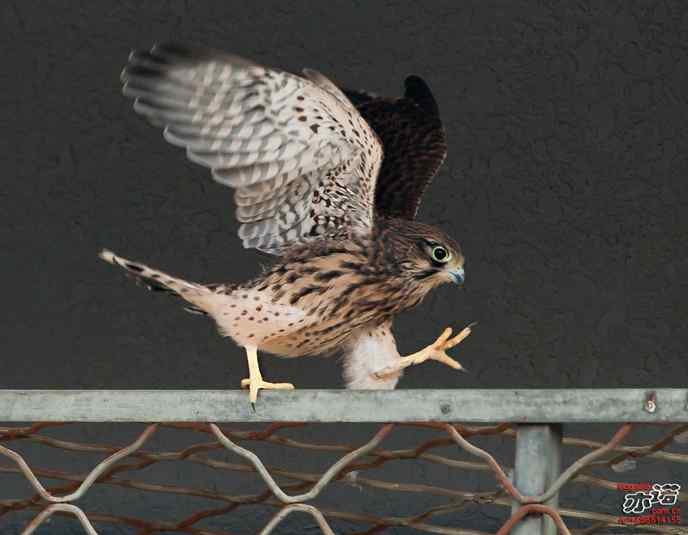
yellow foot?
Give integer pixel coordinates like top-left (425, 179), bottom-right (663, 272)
top-left (374, 323), bottom-right (475, 379)
top-left (240, 378), bottom-right (295, 404)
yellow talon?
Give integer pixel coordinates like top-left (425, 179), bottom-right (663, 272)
top-left (374, 323), bottom-right (474, 378)
top-left (242, 345), bottom-right (295, 405)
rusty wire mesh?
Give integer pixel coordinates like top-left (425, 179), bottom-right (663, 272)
top-left (0, 421), bottom-right (686, 535)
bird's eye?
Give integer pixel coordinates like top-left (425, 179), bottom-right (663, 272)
top-left (430, 246), bottom-right (451, 263)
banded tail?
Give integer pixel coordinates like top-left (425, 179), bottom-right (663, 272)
top-left (99, 249), bottom-right (212, 315)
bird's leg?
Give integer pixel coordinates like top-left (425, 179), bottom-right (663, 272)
top-left (373, 324), bottom-right (474, 380)
top-left (240, 345), bottom-right (294, 406)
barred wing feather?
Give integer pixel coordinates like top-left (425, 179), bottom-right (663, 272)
top-left (121, 43), bottom-right (383, 255)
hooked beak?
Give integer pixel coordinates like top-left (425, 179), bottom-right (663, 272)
top-left (449, 267), bottom-right (465, 285)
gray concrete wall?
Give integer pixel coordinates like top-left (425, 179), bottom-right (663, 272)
top-left (1, 1), bottom-right (686, 533)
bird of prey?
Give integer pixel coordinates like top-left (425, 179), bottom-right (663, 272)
top-left (101, 42), bottom-right (473, 404)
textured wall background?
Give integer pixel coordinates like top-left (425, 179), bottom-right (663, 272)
top-left (1, 0), bottom-right (687, 533)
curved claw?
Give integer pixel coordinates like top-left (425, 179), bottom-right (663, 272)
top-left (444, 324), bottom-right (474, 350)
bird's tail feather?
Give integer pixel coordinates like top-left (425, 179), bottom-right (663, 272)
top-left (99, 249), bottom-right (210, 315)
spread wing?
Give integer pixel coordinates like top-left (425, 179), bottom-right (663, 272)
top-left (121, 43), bottom-right (383, 255)
top-left (345, 76), bottom-right (447, 220)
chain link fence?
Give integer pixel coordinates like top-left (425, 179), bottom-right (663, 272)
top-left (0, 390), bottom-right (686, 534)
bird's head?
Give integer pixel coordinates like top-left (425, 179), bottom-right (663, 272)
top-left (376, 218), bottom-right (465, 292)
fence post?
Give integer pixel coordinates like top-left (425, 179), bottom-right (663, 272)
top-left (511, 424), bottom-right (563, 535)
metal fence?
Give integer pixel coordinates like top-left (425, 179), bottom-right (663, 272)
top-left (0, 389), bottom-right (687, 535)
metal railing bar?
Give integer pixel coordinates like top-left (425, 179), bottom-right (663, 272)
top-left (2, 389), bottom-right (687, 422)
top-left (1, 390), bottom-right (686, 535)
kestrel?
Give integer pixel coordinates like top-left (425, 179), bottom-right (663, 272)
top-left (101, 43), bottom-right (473, 405)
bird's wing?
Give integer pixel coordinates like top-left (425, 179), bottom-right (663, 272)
top-left (121, 43), bottom-right (383, 255)
top-left (345, 76), bottom-right (447, 220)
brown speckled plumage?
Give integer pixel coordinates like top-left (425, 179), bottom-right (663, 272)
top-left (102, 43), bottom-right (469, 401)
top-left (232, 217), bottom-right (463, 358)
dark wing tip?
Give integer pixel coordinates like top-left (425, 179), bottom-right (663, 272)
top-left (404, 75), bottom-right (440, 117)
top-left (342, 88), bottom-right (378, 107)
top-left (120, 42), bottom-right (256, 87)
top-left (124, 42), bottom-right (230, 69)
